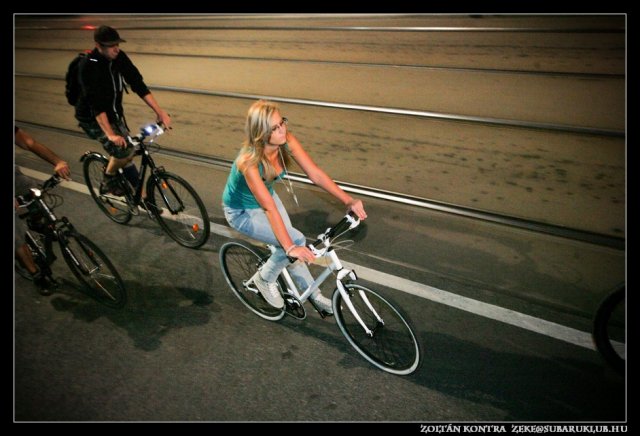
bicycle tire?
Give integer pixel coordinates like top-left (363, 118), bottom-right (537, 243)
top-left (82, 154), bottom-right (133, 225)
top-left (333, 284), bottom-right (421, 375)
top-left (593, 286), bottom-right (625, 375)
top-left (220, 241), bottom-right (286, 321)
top-left (60, 231), bottom-right (127, 309)
top-left (147, 172), bottom-right (210, 249)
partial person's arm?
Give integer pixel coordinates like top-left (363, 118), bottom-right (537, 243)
top-left (142, 93), bottom-right (172, 129)
top-left (15, 128), bottom-right (71, 179)
top-left (117, 52), bottom-right (172, 129)
top-left (286, 132), bottom-right (367, 220)
top-left (95, 112), bottom-right (127, 147)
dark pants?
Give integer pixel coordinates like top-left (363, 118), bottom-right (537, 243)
top-left (78, 118), bottom-right (134, 159)
top-left (78, 118), bottom-right (139, 186)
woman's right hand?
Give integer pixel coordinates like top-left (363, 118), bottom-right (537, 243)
top-left (346, 198), bottom-right (367, 220)
top-left (287, 245), bottom-right (316, 263)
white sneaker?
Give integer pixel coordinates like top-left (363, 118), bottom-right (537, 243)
top-left (311, 292), bottom-right (333, 314)
top-left (254, 273), bottom-right (284, 308)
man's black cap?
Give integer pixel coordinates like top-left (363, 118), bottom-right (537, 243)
top-left (94, 25), bottom-right (126, 46)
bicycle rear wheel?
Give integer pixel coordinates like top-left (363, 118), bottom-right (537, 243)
top-left (60, 231), bottom-right (127, 309)
top-left (593, 286), bottom-right (625, 374)
top-left (334, 284), bottom-right (420, 375)
top-left (220, 241), bottom-right (286, 321)
top-left (82, 154), bottom-right (133, 224)
top-left (147, 172), bottom-right (210, 249)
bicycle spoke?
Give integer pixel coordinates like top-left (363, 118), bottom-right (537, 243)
top-left (335, 284), bottom-right (420, 375)
top-left (149, 173), bottom-right (209, 248)
top-left (82, 155), bottom-right (132, 224)
top-left (61, 233), bottom-right (127, 309)
top-left (220, 242), bottom-right (285, 321)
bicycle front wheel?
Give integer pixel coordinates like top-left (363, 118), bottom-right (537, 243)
top-left (334, 284), bottom-right (420, 375)
top-left (593, 286), bottom-right (625, 374)
top-left (82, 154), bottom-right (132, 224)
top-left (147, 172), bottom-right (210, 249)
top-left (60, 232), bottom-right (127, 309)
top-left (220, 241), bottom-right (286, 321)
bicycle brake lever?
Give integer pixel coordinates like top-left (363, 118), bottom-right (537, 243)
top-left (41, 175), bottom-right (60, 191)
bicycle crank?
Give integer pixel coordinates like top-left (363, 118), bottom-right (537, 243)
top-left (284, 293), bottom-right (306, 320)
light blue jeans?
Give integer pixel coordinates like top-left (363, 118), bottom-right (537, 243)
top-left (223, 193), bottom-right (315, 293)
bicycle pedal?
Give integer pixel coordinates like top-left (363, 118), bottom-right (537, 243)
top-left (308, 299), bottom-right (334, 319)
top-left (126, 201), bottom-right (140, 216)
top-left (141, 201), bottom-right (157, 220)
top-left (318, 309), bottom-right (334, 319)
top-left (284, 294), bottom-right (306, 320)
top-left (318, 309), bottom-right (333, 319)
top-left (244, 283), bottom-right (259, 294)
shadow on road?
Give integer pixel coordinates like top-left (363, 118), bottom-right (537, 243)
top-left (275, 304), bottom-right (625, 421)
top-left (49, 279), bottom-right (217, 351)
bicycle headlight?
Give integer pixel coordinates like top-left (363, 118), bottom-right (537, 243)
top-left (30, 188), bottom-right (42, 198)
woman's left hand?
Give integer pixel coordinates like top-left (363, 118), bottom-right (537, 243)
top-left (346, 199), bottom-right (367, 220)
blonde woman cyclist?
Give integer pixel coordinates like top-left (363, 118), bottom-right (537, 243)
top-left (222, 100), bottom-right (367, 313)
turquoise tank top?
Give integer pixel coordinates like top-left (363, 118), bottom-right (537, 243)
top-left (222, 161), bottom-right (285, 209)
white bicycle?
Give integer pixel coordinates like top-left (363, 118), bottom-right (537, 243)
top-left (219, 212), bottom-right (421, 375)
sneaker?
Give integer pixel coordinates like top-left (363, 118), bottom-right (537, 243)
top-left (311, 292), bottom-right (333, 314)
top-left (33, 272), bottom-right (53, 296)
top-left (254, 273), bottom-right (284, 308)
top-left (99, 174), bottom-right (125, 196)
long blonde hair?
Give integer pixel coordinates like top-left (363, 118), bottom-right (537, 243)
top-left (236, 100), bottom-right (291, 181)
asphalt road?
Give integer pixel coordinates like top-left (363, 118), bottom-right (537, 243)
top-left (13, 14), bottom-right (626, 423)
top-left (14, 128), bottom-right (625, 422)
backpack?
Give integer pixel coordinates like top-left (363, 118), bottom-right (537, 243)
top-left (64, 50), bottom-right (91, 106)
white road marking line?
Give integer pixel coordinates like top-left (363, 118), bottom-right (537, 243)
top-left (18, 166), bottom-right (597, 351)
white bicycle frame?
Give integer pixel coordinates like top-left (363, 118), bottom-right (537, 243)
top-left (265, 215), bottom-right (383, 337)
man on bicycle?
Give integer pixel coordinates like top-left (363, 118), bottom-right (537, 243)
top-left (74, 25), bottom-right (172, 195)
top-left (15, 127), bottom-right (71, 295)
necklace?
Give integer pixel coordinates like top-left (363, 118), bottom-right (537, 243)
top-left (278, 146), bottom-right (299, 207)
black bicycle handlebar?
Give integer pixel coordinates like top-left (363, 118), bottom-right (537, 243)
top-left (16, 175), bottom-right (61, 204)
top-left (41, 174), bottom-right (62, 191)
top-left (138, 122), bottom-right (166, 139)
top-left (290, 211), bottom-right (361, 262)
top-left (286, 212), bottom-right (360, 263)
top-left (325, 211), bottom-right (359, 241)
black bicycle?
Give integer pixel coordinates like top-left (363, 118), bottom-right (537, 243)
top-left (592, 285), bottom-right (625, 375)
top-left (80, 122), bottom-right (210, 249)
top-left (15, 175), bottom-right (127, 308)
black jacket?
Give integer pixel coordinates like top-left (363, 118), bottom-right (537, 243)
top-left (75, 48), bottom-right (150, 124)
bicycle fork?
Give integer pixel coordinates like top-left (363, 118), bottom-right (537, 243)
top-left (328, 250), bottom-right (383, 338)
top-left (335, 274), bottom-right (379, 338)
top-left (150, 172), bottom-right (184, 215)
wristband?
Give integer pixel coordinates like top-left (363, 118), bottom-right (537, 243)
top-left (285, 245), bottom-right (297, 256)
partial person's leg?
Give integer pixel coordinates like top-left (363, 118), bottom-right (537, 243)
top-left (15, 172), bottom-right (53, 296)
top-left (223, 196), bottom-right (332, 311)
top-left (224, 207), bottom-right (291, 283)
top-left (270, 195), bottom-right (332, 311)
top-left (223, 195), bottom-right (314, 289)
top-left (15, 172), bottom-right (38, 275)
top-left (15, 244), bottom-right (38, 275)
